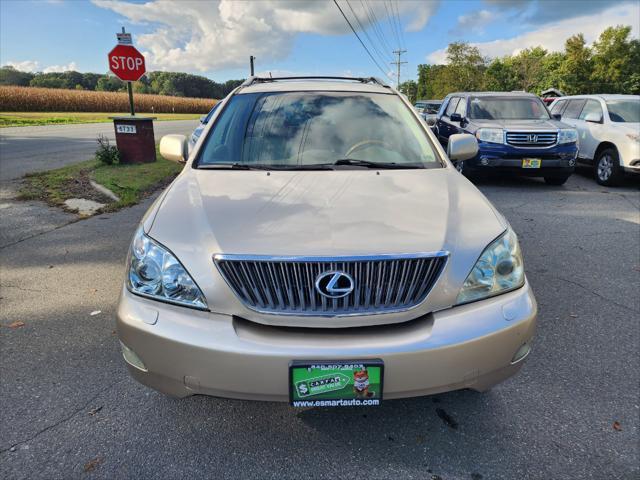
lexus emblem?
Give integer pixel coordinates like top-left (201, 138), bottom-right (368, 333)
top-left (315, 271), bottom-right (355, 298)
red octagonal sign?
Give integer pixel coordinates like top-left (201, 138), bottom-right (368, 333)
top-left (108, 44), bottom-right (146, 82)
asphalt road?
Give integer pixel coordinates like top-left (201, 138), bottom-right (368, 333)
top-left (0, 168), bottom-right (638, 479)
top-left (0, 120), bottom-right (198, 182)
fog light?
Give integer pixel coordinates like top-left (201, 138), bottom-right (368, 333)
top-left (120, 341), bottom-right (148, 371)
top-left (480, 157), bottom-right (490, 166)
top-left (511, 343), bottom-right (531, 364)
top-left (569, 158), bottom-right (576, 166)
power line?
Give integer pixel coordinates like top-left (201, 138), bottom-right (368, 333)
top-left (383, 0), bottom-right (402, 50)
top-left (345, 0), bottom-right (392, 65)
top-left (360, 0), bottom-right (394, 56)
top-left (392, 0), bottom-right (406, 50)
top-left (332, 0), bottom-right (391, 80)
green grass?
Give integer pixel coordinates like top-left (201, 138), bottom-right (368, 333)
top-left (19, 153), bottom-right (183, 213)
top-left (0, 112), bottom-right (201, 127)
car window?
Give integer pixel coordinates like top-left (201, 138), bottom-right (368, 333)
top-left (562, 99), bottom-right (587, 119)
top-left (578, 99), bottom-right (603, 120)
top-left (606, 99), bottom-right (640, 123)
top-left (550, 99), bottom-right (566, 115)
top-left (468, 97), bottom-right (550, 120)
top-left (198, 91), bottom-right (441, 169)
top-left (424, 102), bottom-right (441, 114)
top-left (445, 97), bottom-right (460, 116)
top-left (454, 98), bottom-right (467, 117)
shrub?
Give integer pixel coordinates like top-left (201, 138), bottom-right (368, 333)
top-left (95, 135), bottom-right (120, 165)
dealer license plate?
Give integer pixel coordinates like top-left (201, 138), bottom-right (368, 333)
top-left (522, 158), bottom-right (542, 168)
top-left (289, 360), bottom-right (384, 407)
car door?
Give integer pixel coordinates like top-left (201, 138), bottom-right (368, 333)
top-left (575, 99), bottom-right (605, 161)
top-left (436, 97), bottom-right (460, 145)
top-left (453, 96), bottom-right (468, 132)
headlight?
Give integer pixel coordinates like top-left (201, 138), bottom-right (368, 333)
top-left (475, 128), bottom-right (504, 144)
top-left (127, 227), bottom-right (207, 309)
top-left (626, 133), bottom-right (640, 143)
top-left (558, 129), bottom-right (578, 144)
top-left (456, 228), bottom-right (525, 305)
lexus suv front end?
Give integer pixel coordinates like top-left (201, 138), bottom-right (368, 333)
top-left (116, 77), bottom-right (537, 404)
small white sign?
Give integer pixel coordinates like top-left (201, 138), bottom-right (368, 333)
top-left (117, 32), bottom-right (132, 45)
top-left (116, 124), bottom-right (136, 134)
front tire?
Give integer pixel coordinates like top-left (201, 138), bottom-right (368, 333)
top-left (594, 148), bottom-right (622, 186)
top-left (544, 175), bottom-right (570, 185)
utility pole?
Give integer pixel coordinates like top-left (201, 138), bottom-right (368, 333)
top-left (249, 55), bottom-right (255, 76)
top-left (391, 49), bottom-right (407, 88)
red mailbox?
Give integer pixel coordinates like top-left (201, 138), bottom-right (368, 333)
top-left (110, 116), bottom-right (156, 164)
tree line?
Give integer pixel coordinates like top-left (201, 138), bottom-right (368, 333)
top-left (400, 25), bottom-right (640, 103)
top-left (0, 68), bottom-right (243, 99)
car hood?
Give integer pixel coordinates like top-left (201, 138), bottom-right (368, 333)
top-left (472, 119), bottom-right (566, 130)
top-left (147, 168), bottom-right (507, 326)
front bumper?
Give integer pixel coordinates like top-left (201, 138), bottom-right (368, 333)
top-left (116, 282), bottom-right (537, 401)
top-left (466, 142), bottom-right (577, 176)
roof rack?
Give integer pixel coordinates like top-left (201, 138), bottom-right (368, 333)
top-left (241, 76), bottom-right (390, 88)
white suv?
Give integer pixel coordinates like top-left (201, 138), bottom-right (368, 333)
top-left (550, 94), bottom-right (639, 185)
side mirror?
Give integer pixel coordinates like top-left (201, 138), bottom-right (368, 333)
top-left (199, 115), bottom-right (207, 124)
top-left (584, 112), bottom-right (603, 123)
top-left (552, 113), bottom-right (562, 120)
top-left (426, 117), bottom-right (437, 126)
top-left (159, 134), bottom-right (188, 163)
top-left (450, 113), bottom-right (462, 122)
top-left (447, 133), bottom-right (478, 162)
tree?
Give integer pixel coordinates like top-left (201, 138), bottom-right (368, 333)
top-left (483, 57), bottom-right (518, 91)
top-left (510, 47), bottom-right (547, 93)
top-left (96, 75), bottom-right (125, 92)
top-left (443, 42), bottom-right (486, 92)
top-left (0, 66), bottom-right (35, 86)
top-left (399, 80), bottom-right (418, 103)
top-left (591, 26), bottom-right (639, 93)
top-left (559, 34), bottom-right (592, 94)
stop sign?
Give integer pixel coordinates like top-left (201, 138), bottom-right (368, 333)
top-left (108, 44), bottom-right (146, 82)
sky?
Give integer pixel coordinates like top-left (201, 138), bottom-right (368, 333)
top-left (1, 0), bottom-right (639, 84)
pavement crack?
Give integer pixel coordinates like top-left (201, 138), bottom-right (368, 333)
top-left (0, 218), bottom-right (80, 250)
top-left (0, 378), bottom-right (126, 454)
top-left (0, 283), bottom-right (44, 293)
top-left (544, 274), bottom-right (638, 314)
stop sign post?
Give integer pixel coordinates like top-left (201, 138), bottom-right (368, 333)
top-left (108, 29), bottom-right (156, 164)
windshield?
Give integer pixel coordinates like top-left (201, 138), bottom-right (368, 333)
top-left (423, 102), bottom-right (441, 114)
top-left (197, 91), bottom-right (440, 169)
top-left (468, 97), bottom-right (550, 120)
top-left (606, 99), bottom-right (640, 123)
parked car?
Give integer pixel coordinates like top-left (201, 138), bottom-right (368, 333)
top-left (435, 92), bottom-right (578, 185)
top-left (549, 94), bottom-right (640, 185)
top-left (188, 102), bottom-right (220, 150)
top-left (118, 76), bottom-right (537, 405)
top-left (540, 88), bottom-right (564, 107)
top-left (414, 99), bottom-right (442, 126)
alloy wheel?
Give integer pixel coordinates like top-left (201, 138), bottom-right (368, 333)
top-left (597, 155), bottom-right (613, 182)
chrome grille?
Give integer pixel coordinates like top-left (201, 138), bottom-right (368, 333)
top-left (214, 253), bottom-right (447, 316)
top-left (506, 131), bottom-right (557, 147)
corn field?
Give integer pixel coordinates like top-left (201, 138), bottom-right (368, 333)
top-left (0, 86), bottom-right (215, 113)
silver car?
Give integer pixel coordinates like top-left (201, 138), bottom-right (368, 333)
top-left (117, 76), bottom-right (536, 405)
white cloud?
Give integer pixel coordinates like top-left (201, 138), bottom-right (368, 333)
top-left (427, 3), bottom-right (640, 63)
top-left (2, 60), bottom-right (79, 73)
top-left (92, 0), bottom-right (438, 72)
top-left (43, 62), bottom-right (78, 73)
top-left (451, 9), bottom-right (494, 35)
top-left (3, 60), bottom-right (41, 72)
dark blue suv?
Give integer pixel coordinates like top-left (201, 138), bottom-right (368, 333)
top-left (435, 92), bottom-right (579, 185)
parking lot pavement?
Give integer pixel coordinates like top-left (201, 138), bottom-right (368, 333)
top-left (0, 169), bottom-right (638, 480)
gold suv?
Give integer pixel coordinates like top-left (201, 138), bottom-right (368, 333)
top-left (117, 76), bottom-right (536, 407)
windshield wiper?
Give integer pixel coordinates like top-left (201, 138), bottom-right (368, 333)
top-left (332, 158), bottom-right (424, 169)
top-left (197, 163), bottom-right (334, 171)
